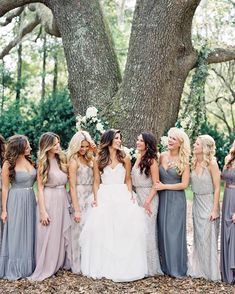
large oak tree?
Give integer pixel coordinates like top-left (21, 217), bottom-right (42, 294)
top-left (1, 0), bottom-right (235, 145)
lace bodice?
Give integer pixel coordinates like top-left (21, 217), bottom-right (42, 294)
top-left (101, 163), bottom-right (126, 185)
top-left (132, 166), bottom-right (153, 188)
top-left (222, 167), bottom-right (235, 185)
top-left (191, 168), bottom-right (214, 194)
top-left (77, 164), bottom-right (93, 185)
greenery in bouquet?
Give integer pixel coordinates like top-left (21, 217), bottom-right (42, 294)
top-left (76, 107), bottom-right (109, 144)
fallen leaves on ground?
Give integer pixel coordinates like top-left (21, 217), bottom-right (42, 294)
top-left (0, 271), bottom-right (234, 294)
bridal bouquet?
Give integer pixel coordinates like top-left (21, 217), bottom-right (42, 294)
top-left (76, 107), bottom-right (108, 144)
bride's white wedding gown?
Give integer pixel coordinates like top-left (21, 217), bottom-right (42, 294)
top-left (79, 163), bottom-right (148, 282)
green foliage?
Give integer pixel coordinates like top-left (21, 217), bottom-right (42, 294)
top-left (0, 91), bottom-right (76, 157)
top-left (179, 45), bottom-right (210, 143)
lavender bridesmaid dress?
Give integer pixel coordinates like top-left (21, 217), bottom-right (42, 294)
top-left (29, 158), bottom-right (72, 281)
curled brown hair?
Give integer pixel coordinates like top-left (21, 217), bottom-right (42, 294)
top-left (139, 132), bottom-right (158, 177)
top-left (5, 134), bottom-right (35, 182)
top-left (0, 134), bottom-right (6, 167)
top-left (226, 140), bottom-right (235, 169)
top-left (38, 132), bottom-right (67, 184)
top-left (98, 129), bottom-right (125, 172)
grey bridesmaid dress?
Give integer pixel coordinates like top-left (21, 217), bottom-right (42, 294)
top-left (188, 168), bottom-right (220, 281)
top-left (157, 166), bottom-right (187, 277)
top-left (221, 167), bottom-right (235, 284)
top-left (0, 167), bottom-right (3, 252)
top-left (0, 169), bottom-right (37, 280)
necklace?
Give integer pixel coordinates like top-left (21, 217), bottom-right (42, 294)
top-left (167, 156), bottom-right (178, 168)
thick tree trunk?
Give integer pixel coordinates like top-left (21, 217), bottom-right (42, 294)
top-left (1, 60), bottom-right (4, 114)
top-left (120, 0), bottom-right (198, 145)
top-left (52, 49), bottom-right (58, 96)
top-left (15, 42), bottom-right (22, 102)
top-left (16, 14), bottom-right (22, 102)
top-left (47, 0), bottom-right (121, 115)
top-left (41, 31), bottom-right (47, 101)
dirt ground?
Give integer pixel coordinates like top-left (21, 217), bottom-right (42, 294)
top-left (0, 202), bottom-right (234, 294)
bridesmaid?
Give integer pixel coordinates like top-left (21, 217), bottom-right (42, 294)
top-left (188, 135), bottom-right (220, 281)
top-left (0, 135), bottom-right (36, 279)
top-left (0, 134), bottom-right (6, 252)
top-left (67, 131), bottom-right (96, 273)
top-left (132, 132), bottom-right (163, 276)
top-left (29, 132), bottom-right (71, 281)
top-left (156, 127), bottom-right (190, 277)
top-left (221, 140), bottom-right (235, 284)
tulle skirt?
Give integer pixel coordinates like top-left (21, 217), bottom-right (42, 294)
top-left (80, 184), bottom-right (148, 282)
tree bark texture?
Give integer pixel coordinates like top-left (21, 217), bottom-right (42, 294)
top-left (119, 0), bottom-right (199, 145)
top-left (47, 0), bottom-right (121, 115)
top-left (41, 31), bottom-right (47, 101)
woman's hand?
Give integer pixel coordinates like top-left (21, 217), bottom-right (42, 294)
top-left (1, 211), bottom-right (7, 223)
top-left (91, 200), bottom-right (97, 207)
top-left (74, 210), bottom-right (81, 223)
top-left (40, 211), bottom-right (51, 226)
top-left (209, 210), bottom-right (219, 221)
top-left (155, 182), bottom-right (165, 191)
top-left (232, 213), bottom-right (235, 224)
top-left (143, 201), bottom-right (152, 216)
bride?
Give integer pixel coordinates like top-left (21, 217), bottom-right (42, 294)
top-left (80, 129), bottom-right (148, 282)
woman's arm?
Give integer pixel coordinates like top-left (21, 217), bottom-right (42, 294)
top-left (37, 172), bottom-right (51, 225)
top-left (124, 156), bottom-right (132, 193)
top-left (1, 162), bottom-right (10, 223)
top-left (209, 161), bottom-right (220, 221)
top-left (92, 159), bottom-right (100, 206)
top-left (68, 158), bottom-right (80, 222)
top-left (143, 159), bottom-right (159, 215)
top-left (155, 164), bottom-right (190, 191)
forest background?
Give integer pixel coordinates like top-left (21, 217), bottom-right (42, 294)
top-left (0, 0), bottom-right (235, 170)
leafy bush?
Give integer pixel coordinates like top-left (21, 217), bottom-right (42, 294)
top-left (0, 91), bottom-right (76, 157)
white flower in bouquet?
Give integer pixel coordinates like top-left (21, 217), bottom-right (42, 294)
top-left (160, 136), bottom-right (168, 149)
top-left (81, 116), bottom-right (87, 123)
top-left (86, 106), bottom-right (98, 118)
top-left (76, 115), bottom-right (82, 130)
top-left (96, 122), bottom-right (105, 133)
top-left (122, 146), bottom-right (131, 156)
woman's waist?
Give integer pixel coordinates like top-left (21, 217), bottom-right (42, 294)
top-left (100, 182), bottom-right (126, 186)
top-left (44, 184), bottom-right (66, 189)
top-left (76, 183), bottom-right (92, 186)
top-left (11, 185), bottom-right (34, 191)
top-left (192, 189), bottom-right (214, 196)
top-left (225, 183), bottom-right (235, 189)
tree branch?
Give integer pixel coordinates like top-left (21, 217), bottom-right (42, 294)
top-left (0, 0), bottom-right (44, 17)
top-left (211, 68), bottom-right (235, 100)
top-left (0, 16), bottom-right (40, 59)
top-left (0, 7), bottom-right (24, 26)
top-left (206, 47), bottom-right (235, 64)
top-left (206, 108), bottom-right (232, 134)
top-left (28, 3), bottom-right (60, 37)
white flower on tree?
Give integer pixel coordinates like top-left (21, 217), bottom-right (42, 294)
top-left (86, 107), bottom-right (98, 118)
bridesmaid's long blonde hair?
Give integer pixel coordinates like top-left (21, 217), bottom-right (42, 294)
top-left (67, 130), bottom-right (94, 164)
top-left (38, 132), bottom-right (67, 184)
top-left (168, 127), bottom-right (190, 175)
top-left (192, 135), bottom-right (216, 169)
